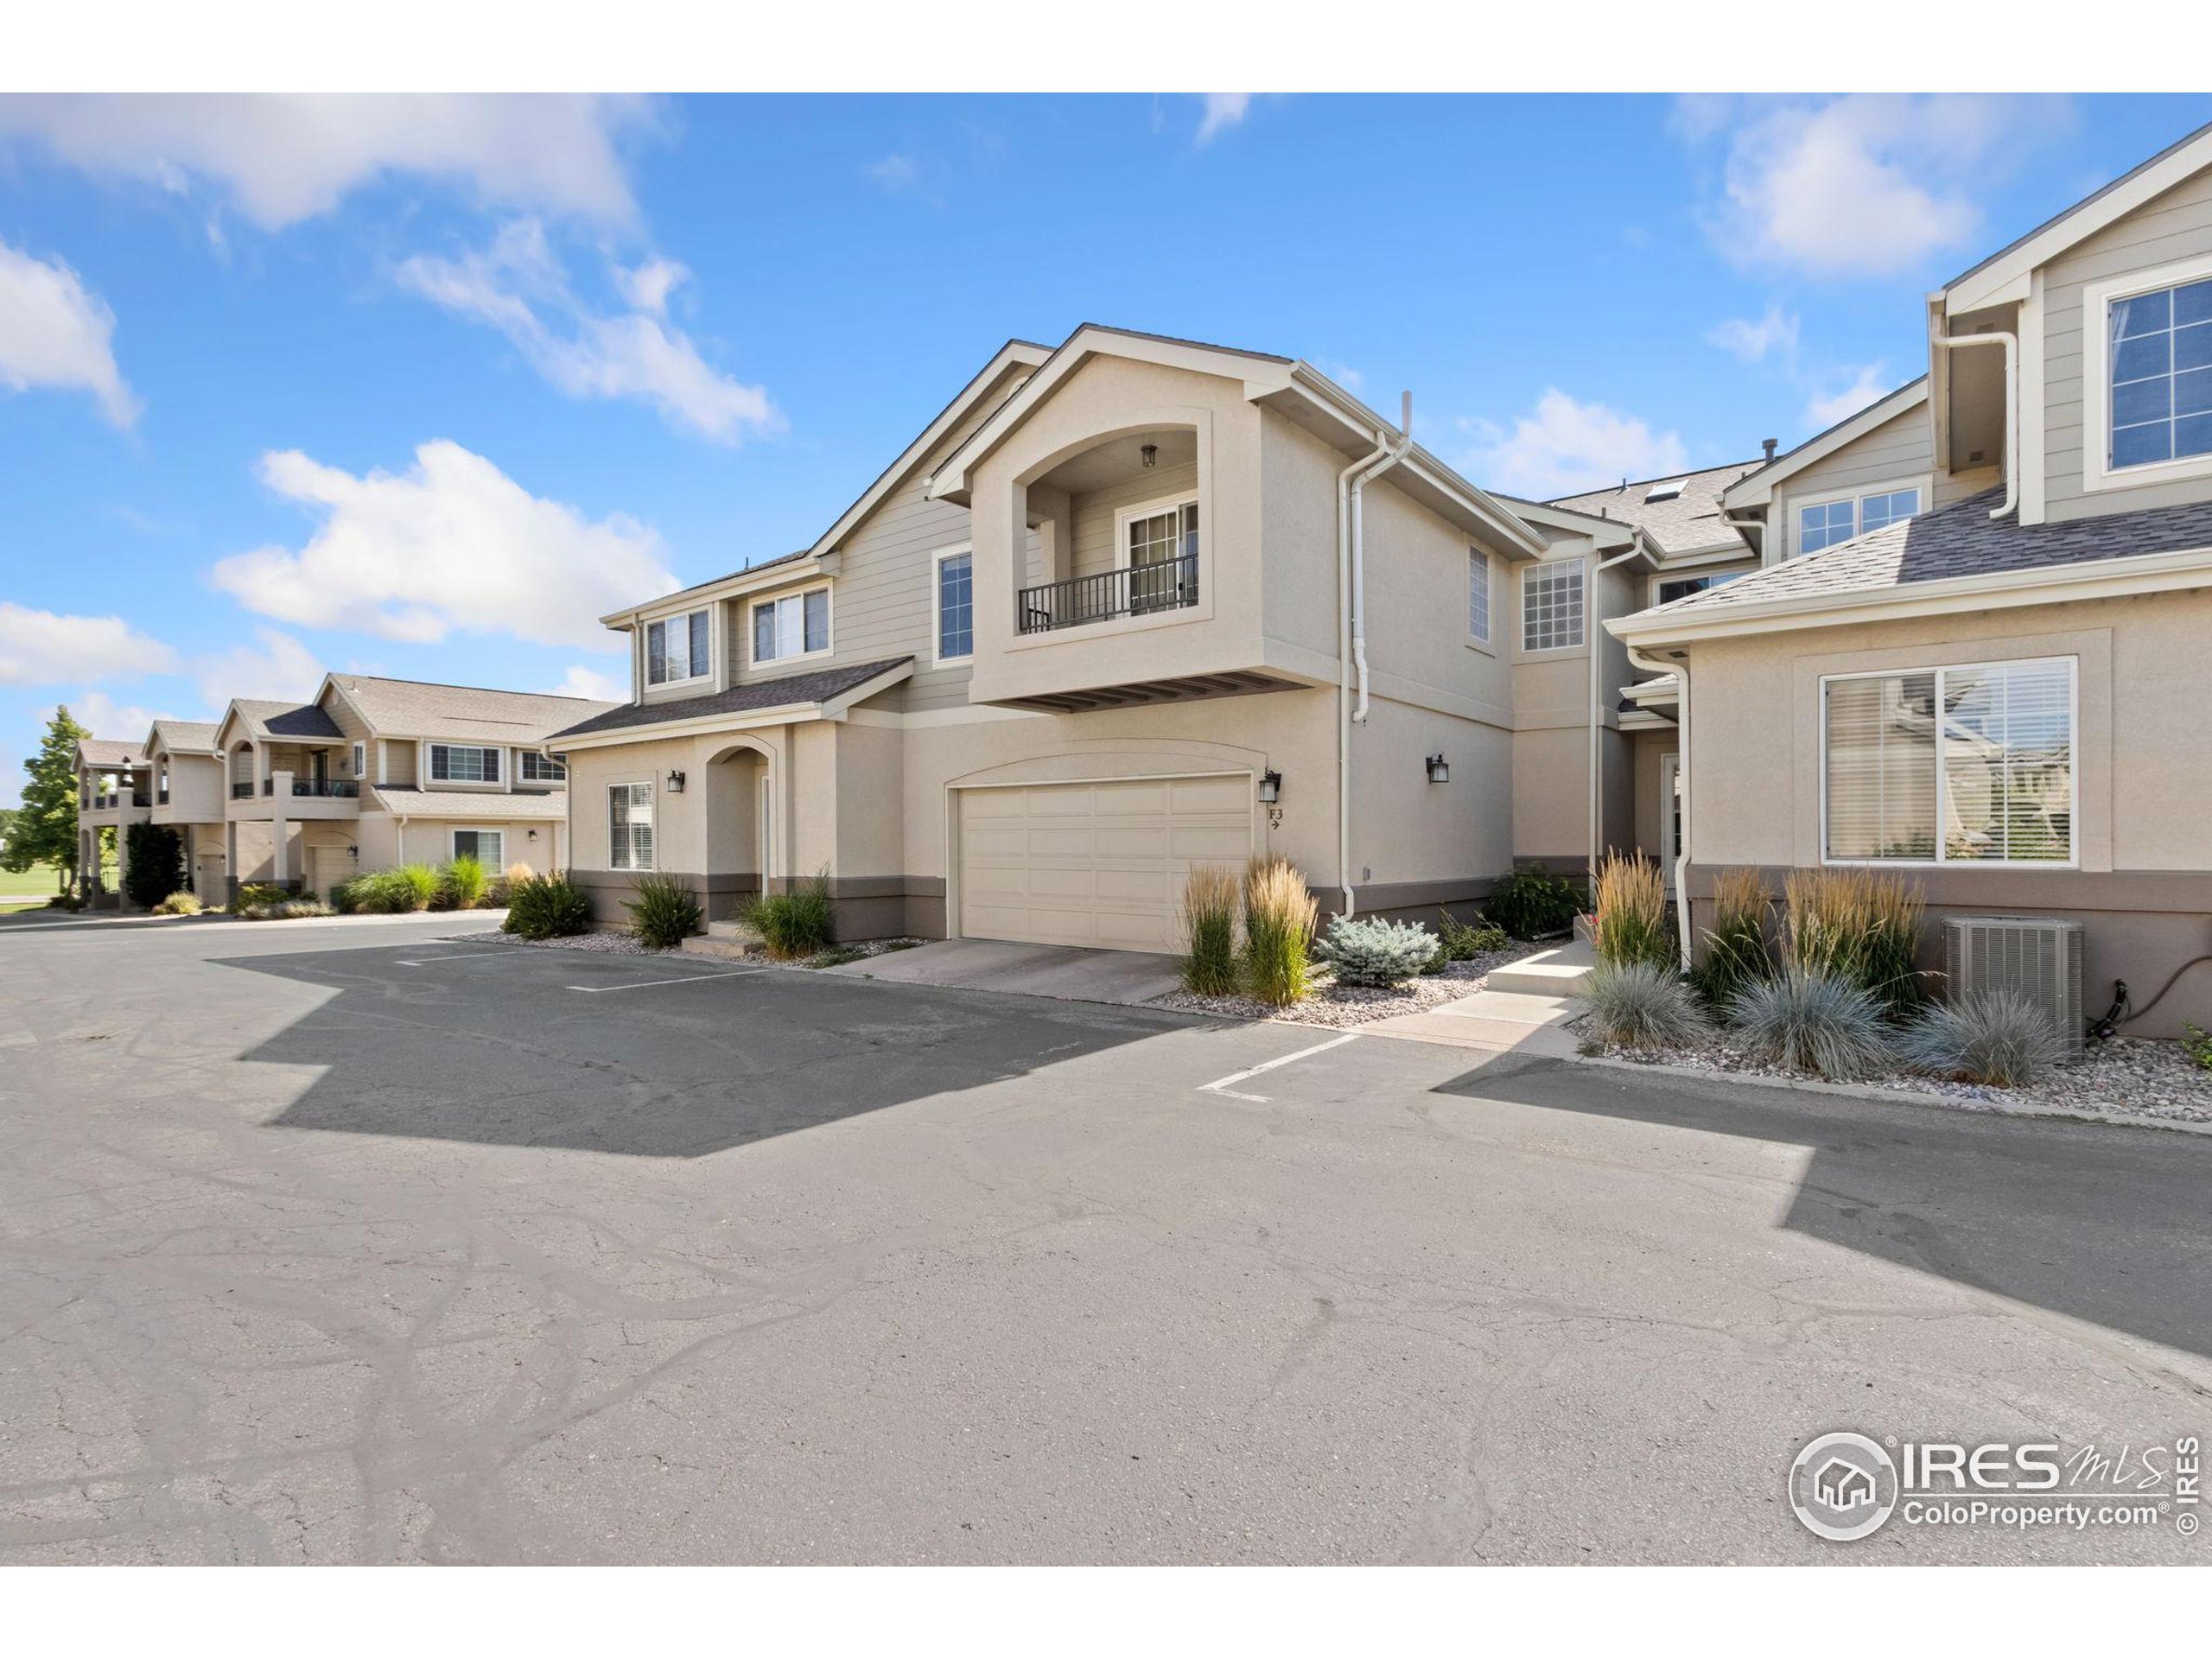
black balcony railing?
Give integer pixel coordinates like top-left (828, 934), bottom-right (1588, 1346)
top-left (262, 779), bottom-right (274, 797)
top-left (130, 791), bottom-right (149, 808)
top-left (157, 789), bottom-right (169, 805)
top-left (290, 779), bottom-right (359, 798)
top-left (1017, 552), bottom-right (1199, 635)
top-left (232, 781), bottom-right (256, 799)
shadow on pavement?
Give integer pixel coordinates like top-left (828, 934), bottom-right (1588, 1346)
top-left (218, 947), bottom-right (1189, 1159)
top-left (1437, 1057), bottom-right (2212, 1363)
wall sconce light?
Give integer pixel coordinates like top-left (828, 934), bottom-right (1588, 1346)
top-left (1256, 769), bottom-right (1282, 804)
top-left (666, 769), bottom-right (687, 793)
top-left (1425, 753), bottom-right (1450, 784)
top-left (346, 846), bottom-right (359, 859)
top-left (1141, 442), bottom-right (1158, 469)
top-left (527, 828), bottom-right (539, 842)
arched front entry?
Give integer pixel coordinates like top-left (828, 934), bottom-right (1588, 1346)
top-left (702, 738), bottom-right (774, 922)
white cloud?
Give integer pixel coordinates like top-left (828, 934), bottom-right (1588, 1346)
top-left (1459, 391), bottom-right (1690, 501)
top-left (1194, 95), bottom-right (1254, 146)
top-left (188, 627), bottom-right (324, 707)
top-left (866, 153), bottom-right (922, 193)
top-left (0, 603), bottom-right (175, 685)
top-left (1807, 364), bottom-right (1893, 429)
top-left (550, 664), bottom-right (626, 703)
top-left (1684, 95), bottom-right (2067, 277)
top-left (69, 688), bottom-right (165, 741)
top-left (0, 94), bottom-right (649, 230)
top-left (1706, 303), bottom-right (1801, 365)
top-left (210, 440), bottom-right (675, 652)
top-left (0, 238), bottom-right (139, 426)
top-left (396, 220), bottom-right (778, 442)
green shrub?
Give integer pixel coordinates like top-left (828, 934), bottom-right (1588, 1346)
top-left (235, 881), bottom-right (291, 910)
top-left (1897, 992), bottom-right (2067, 1087)
top-left (1242, 855), bottom-right (1317, 1007)
top-left (1580, 961), bottom-right (1712, 1050)
top-left (151, 890), bottom-right (203, 917)
top-left (123, 823), bottom-right (186, 909)
top-left (1727, 971), bottom-right (1896, 1080)
top-left (1178, 865), bottom-right (1242, 996)
top-left (339, 865), bottom-right (441, 914)
top-left (2185, 1023), bottom-right (2212, 1073)
top-left (1314, 914), bottom-right (1438, 988)
top-left (238, 897), bottom-right (334, 922)
top-left (440, 855), bottom-right (490, 911)
top-left (745, 870), bottom-right (836, 960)
top-left (626, 873), bottom-right (702, 950)
top-left (1783, 868), bottom-right (1927, 1019)
top-left (1692, 868), bottom-right (1773, 1009)
top-left (1592, 853), bottom-right (1675, 971)
top-left (1485, 862), bottom-right (1581, 941)
top-left (1438, 909), bottom-right (1510, 960)
top-left (502, 873), bottom-right (593, 941)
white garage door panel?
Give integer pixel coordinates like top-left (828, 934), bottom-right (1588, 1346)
top-left (957, 774), bottom-right (1253, 955)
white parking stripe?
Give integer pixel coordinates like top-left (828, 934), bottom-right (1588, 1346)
top-left (567, 968), bottom-right (772, 994)
top-left (396, 953), bottom-right (512, 965)
top-left (1198, 1032), bottom-right (1361, 1102)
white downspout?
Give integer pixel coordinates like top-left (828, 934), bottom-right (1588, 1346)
top-left (1350, 391), bottom-right (1416, 728)
top-left (1586, 539), bottom-right (1647, 896)
top-left (1929, 329), bottom-right (2018, 519)
top-left (1626, 643), bottom-right (1692, 967)
top-left (1334, 418), bottom-right (1394, 919)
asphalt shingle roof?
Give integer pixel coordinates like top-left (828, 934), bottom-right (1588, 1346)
top-left (1652, 487), bottom-right (2212, 616)
top-left (77, 738), bottom-right (145, 768)
top-left (549, 657), bottom-right (914, 741)
top-left (326, 676), bottom-right (617, 744)
top-left (232, 699), bottom-right (347, 741)
top-left (148, 719), bottom-right (220, 753)
top-left (1548, 461), bottom-right (1763, 556)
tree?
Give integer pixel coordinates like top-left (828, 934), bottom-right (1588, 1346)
top-left (5, 705), bottom-right (91, 889)
top-left (124, 822), bottom-right (185, 908)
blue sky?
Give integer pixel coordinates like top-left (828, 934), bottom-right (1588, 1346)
top-left (3, 92), bottom-right (2209, 804)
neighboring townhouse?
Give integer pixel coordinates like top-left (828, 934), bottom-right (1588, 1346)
top-left (214, 675), bottom-right (615, 901)
top-left (550, 326), bottom-right (1679, 950)
top-left (1611, 122), bottom-right (2212, 1036)
top-left (142, 718), bottom-right (227, 899)
top-left (73, 736), bottom-right (152, 906)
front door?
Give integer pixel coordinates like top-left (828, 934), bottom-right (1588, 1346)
top-left (312, 750), bottom-right (327, 792)
top-left (1658, 753), bottom-right (1681, 893)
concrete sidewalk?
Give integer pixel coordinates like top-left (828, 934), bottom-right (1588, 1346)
top-left (820, 936), bottom-right (1185, 1007)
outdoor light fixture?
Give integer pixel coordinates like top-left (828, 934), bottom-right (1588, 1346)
top-left (1141, 442), bottom-right (1158, 469)
top-left (527, 828), bottom-right (539, 842)
top-left (1256, 769), bottom-right (1282, 804)
top-left (1426, 753), bottom-right (1450, 784)
top-left (667, 769), bottom-right (687, 793)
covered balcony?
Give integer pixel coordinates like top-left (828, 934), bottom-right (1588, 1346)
top-left (225, 741), bottom-right (360, 822)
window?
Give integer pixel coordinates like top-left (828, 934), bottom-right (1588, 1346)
top-left (935, 549), bottom-right (973, 661)
top-left (520, 751), bottom-right (566, 783)
top-left (1654, 570), bottom-right (1747, 607)
top-left (609, 783), bottom-right (655, 871)
top-left (1466, 546), bottom-right (1491, 644)
top-left (646, 608), bottom-right (712, 685)
top-left (1822, 658), bottom-right (2075, 866)
top-left (452, 829), bottom-right (504, 868)
top-left (1796, 486), bottom-right (1923, 557)
top-left (2108, 277), bottom-right (2212, 470)
top-left (429, 743), bottom-right (500, 784)
top-left (752, 588), bottom-right (830, 663)
top-left (1521, 558), bottom-right (1585, 652)
top-left (351, 741), bottom-right (365, 779)
top-left (1121, 498), bottom-right (1199, 617)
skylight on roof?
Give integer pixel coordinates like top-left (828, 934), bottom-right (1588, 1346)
top-left (1644, 479), bottom-right (1686, 502)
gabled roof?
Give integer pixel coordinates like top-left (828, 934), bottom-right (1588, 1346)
top-left (1719, 378), bottom-right (1929, 512)
top-left (320, 674), bottom-right (615, 746)
top-left (1611, 486), bottom-right (2212, 643)
top-left (1940, 120), bottom-right (2212, 315)
top-left (548, 657), bottom-right (916, 743)
top-left (143, 718), bottom-right (219, 757)
top-left (1549, 460), bottom-right (1764, 556)
top-left (925, 322), bottom-right (1548, 559)
top-left (223, 699), bottom-right (346, 742)
top-left (75, 737), bottom-right (145, 770)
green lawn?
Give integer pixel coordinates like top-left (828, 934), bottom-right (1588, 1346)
top-left (0, 861), bottom-right (67, 911)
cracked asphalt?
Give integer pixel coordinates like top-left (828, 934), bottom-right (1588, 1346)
top-left (2, 911), bottom-right (2209, 1564)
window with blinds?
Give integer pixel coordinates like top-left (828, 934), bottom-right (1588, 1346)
top-left (1822, 658), bottom-right (2075, 865)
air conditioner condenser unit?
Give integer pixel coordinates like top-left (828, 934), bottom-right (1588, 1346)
top-left (1942, 915), bottom-right (2086, 1059)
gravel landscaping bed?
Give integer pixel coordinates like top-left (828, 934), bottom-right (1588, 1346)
top-left (1577, 1020), bottom-right (2212, 1127)
top-left (453, 930), bottom-right (928, 969)
top-left (1152, 944), bottom-right (1541, 1027)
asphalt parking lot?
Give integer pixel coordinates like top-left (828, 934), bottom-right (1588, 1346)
top-left (3, 912), bottom-right (2209, 1564)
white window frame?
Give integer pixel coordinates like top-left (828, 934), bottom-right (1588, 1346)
top-left (1649, 569), bottom-right (1751, 607)
top-left (1113, 492), bottom-right (1201, 572)
top-left (931, 543), bottom-right (975, 665)
top-left (607, 781), bottom-right (655, 872)
top-left (1465, 545), bottom-right (1491, 650)
top-left (2081, 250), bottom-right (2212, 494)
top-left (519, 750), bottom-right (566, 784)
top-left (1789, 475), bottom-right (1930, 558)
top-left (1519, 556), bottom-right (1586, 654)
top-left (450, 827), bottom-right (505, 868)
top-left (750, 585), bottom-right (834, 665)
top-left (1817, 655), bottom-right (2079, 871)
top-left (427, 742), bottom-right (501, 785)
top-left (645, 607), bottom-right (715, 689)
top-left (351, 741), bottom-right (365, 779)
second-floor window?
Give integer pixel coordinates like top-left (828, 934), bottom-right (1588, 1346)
top-left (1467, 547), bottom-right (1491, 644)
top-left (1522, 558), bottom-right (1585, 652)
top-left (646, 609), bottom-right (711, 686)
top-left (429, 743), bottom-right (500, 785)
top-left (1655, 570), bottom-right (1748, 607)
top-left (1797, 486), bottom-right (1921, 556)
top-left (753, 588), bottom-right (830, 664)
top-left (936, 549), bottom-right (973, 661)
top-left (2109, 276), bottom-right (2212, 471)
top-left (519, 751), bottom-right (566, 783)
top-left (351, 741), bottom-right (365, 779)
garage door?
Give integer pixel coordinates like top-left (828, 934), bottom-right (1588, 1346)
top-left (957, 775), bottom-right (1253, 954)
